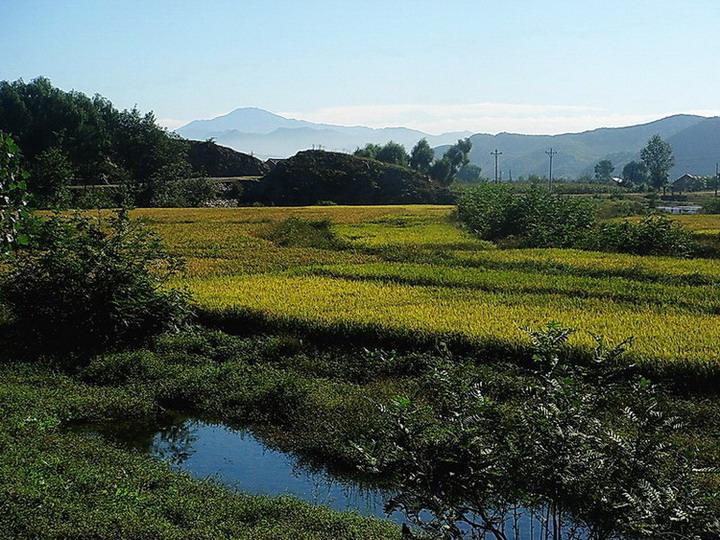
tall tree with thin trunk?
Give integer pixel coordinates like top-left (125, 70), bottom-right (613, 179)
top-left (640, 135), bottom-right (674, 192)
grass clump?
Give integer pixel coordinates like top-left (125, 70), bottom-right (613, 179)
top-left (259, 217), bottom-right (349, 250)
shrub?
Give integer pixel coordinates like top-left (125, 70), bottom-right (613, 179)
top-left (0, 210), bottom-right (192, 354)
top-left (0, 133), bottom-right (31, 255)
top-left (702, 198), bottom-right (720, 214)
top-left (458, 184), bottom-right (696, 257)
top-left (147, 177), bottom-right (219, 207)
top-left (589, 215), bottom-right (696, 256)
top-left (457, 183), bottom-right (596, 248)
top-left (259, 217), bottom-right (348, 250)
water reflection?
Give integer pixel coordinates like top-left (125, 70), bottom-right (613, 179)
top-left (73, 416), bottom-right (594, 539)
top-left (75, 416), bottom-right (399, 521)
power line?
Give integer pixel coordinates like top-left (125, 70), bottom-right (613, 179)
top-left (545, 148), bottom-right (557, 189)
top-left (491, 149), bottom-right (502, 183)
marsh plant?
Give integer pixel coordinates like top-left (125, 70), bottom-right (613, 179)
top-left (352, 325), bottom-right (715, 539)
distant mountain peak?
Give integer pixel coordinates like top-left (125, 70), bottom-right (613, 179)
top-left (177, 109), bottom-right (716, 177)
top-left (176, 107), bottom-right (472, 159)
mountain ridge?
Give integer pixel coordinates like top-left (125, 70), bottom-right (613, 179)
top-left (177, 107), bottom-right (472, 159)
top-left (177, 108), bottom-right (718, 179)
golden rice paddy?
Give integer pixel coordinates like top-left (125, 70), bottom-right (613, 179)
top-left (130, 206), bottom-right (720, 377)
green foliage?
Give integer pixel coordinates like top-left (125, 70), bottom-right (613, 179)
top-left (455, 163), bottom-right (483, 182)
top-left (428, 157), bottom-right (453, 185)
top-left (457, 183), bottom-right (596, 248)
top-left (641, 134), bottom-right (675, 190)
top-left (28, 146), bottom-right (74, 207)
top-left (146, 176), bottom-right (218, 208)
top-left (0, 210), bottom-right (191, 354)
top-left (0, 78), bottom-right (194, 207)
top-left (589, 215), bottom-right (697, 256)
top-left (431, 138), bottom-right (473, 185)
top-left (593, 159), bottom-right (614, 179)
top-left (353, 143), bottom-right (382, 160)
top-left (458, 184), bottom-right (697, 256)
top-left (622, 160), bottom-right (648, 187)
top-left (703, 198), bottom-right (720, 214)
top-left (375, 141), bottom-right (409, 167)
top-left (352, 324), bottom-right (713, 538)
top-left (409, 138), bottom-right (434, 173)
top-left (0, 133), bottom-right (30, 254)
top-left (70, 184), bottom-right (133, 209)
top-left (443, 138), bottom-right (471, 171)
top-left (260, 217), bottom-right (348, 250)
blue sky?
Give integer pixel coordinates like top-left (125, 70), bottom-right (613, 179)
top-left (2, 0), bottom-right (719, 134)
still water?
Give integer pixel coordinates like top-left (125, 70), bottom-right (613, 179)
top-left (75, 416), bottom-right (400, 520)
top-left (74, 415), bottom-right (589, 539)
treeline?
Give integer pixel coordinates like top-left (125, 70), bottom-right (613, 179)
top-left (353, 138), bottom-right (480, 185)
top-left (0, 77), bottom-right (195, 206)
top-left (0, 78), bottom-right (269, 208)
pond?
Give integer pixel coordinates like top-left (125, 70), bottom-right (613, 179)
top-left (72, 415), bottom-right (590, 539)
top-left (72, 415), bottom-right (399, 520)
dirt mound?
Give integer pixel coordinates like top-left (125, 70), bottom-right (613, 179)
top-left (188, 140), bottom-right (269, 177)
top-left (246, 150), bottom-right (453, 205)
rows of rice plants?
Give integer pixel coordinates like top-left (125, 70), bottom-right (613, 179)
top-left (451, 248), bottom-right (720, 285)
top-left (138, 206), bottom-right (720, 385)
top-left (178, 273), bottom-right (720, 377)
top-left (295, 262), bottom-right (720, 314)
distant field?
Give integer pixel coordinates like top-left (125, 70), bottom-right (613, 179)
top-left (133, 206), bottom-right (720, 384)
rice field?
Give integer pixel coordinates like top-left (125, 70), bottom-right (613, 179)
top-left (132, 206), bottom-right (720, 383)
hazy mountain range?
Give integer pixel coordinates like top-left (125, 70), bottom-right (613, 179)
top-left (177, 107), bottom-right (471, 160)
top-left (177, 108), bottom-right (720, 180)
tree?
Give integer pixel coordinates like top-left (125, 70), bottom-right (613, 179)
top-left (455, 163), bottom-right (483, 182)
top-left (353, 143), bottom-right (381, 160)
top-left (641, 135), bottom-right (674, 192)
top-left (594, 159), bottom-right (614, 179)
top-left (428, 158), bottom-right (453, 186)
top-left (0, 133), bottom-right (30, 255)
top-left (409, 138), bottom-right (435, 173)
top-left (622, 160), bottom-right (648, 187)
top-left (375, 141), bottom-right (409, 167)
top-left (0, 78), bottom-right (195, 207)
top-left (444, 138), bottom-right (472, 173)
top-left (29, 146), bottom-right (74, 207)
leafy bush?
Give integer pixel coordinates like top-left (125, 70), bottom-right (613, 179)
top-left (145, 176), bottom-right (218, 208)
top-left (0, 133), bottom-right (31, 255)
top-left (458, 184), bottom-right (697, 257)
top-left (588, 215), bottom-right (696, 256)
top-left (0, 210), bottom-right (191, 354)
top-left (457, 183), bottom-right (596, 248)
top-left (70, 185), bottom-right (133, 209)
top-left (702, 198), bottom-right (720, 214)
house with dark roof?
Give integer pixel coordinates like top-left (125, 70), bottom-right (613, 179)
top-left (671, 174), bottom-right (701, 194)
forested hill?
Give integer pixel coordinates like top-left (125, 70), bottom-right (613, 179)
top-left (0, 77), bottom-right (265, 206)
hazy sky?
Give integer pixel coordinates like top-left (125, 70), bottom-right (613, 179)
top-left (2, 0), bottom-right (719, 135)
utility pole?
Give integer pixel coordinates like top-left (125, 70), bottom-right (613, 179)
top-left (715, 162), bottom-right (718, 197)
top-left (546, 148), bottom-right (557, 189)
top-left (491, 149), bottom-right (502, 183)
